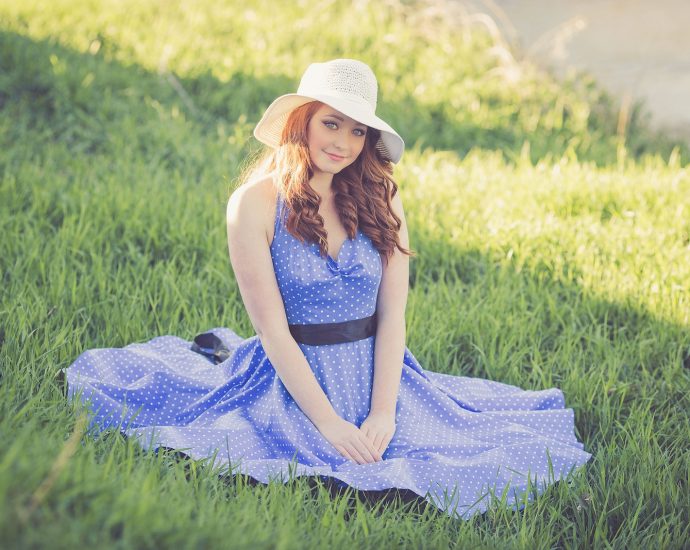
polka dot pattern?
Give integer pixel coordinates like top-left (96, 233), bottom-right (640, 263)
top-left (63, 192), bottom-right (592, 519)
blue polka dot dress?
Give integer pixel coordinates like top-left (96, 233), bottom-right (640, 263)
top-left (64, 191), bottom-right (592, 519)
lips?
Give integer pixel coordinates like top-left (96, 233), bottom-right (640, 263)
top-left (325, 152), bottom-right (345, 161)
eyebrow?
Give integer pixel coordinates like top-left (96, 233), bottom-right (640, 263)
top-left (324, 113), bottom-right (367, 128)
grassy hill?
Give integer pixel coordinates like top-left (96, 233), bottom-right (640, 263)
top-left (1, 0), bottom-right (688, 548)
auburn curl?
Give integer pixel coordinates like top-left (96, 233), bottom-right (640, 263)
top-left (238, 101), bottom-right (414, 265)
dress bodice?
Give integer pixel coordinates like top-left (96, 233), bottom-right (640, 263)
top-left (269, 192), bottom-right (382, 325)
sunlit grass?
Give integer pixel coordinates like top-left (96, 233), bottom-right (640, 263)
top-left (1, 0), bottom-right (688, 548)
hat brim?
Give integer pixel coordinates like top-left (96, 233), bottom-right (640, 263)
top-left (253, 93), bottom-right (404, 164)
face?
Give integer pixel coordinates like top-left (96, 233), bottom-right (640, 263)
top-left (306, 103), bottom-right (368, 175)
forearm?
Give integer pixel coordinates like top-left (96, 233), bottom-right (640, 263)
top-left (259, 330), bottom-right (339, 428)
top-left (370, 316), bottom-right (406, 415)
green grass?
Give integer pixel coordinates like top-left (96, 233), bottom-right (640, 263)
top-left (1, 0), bottom-right (689, 548)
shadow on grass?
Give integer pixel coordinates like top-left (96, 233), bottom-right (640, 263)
top-left (1, 30), bottom-right (687, 166)
top-left (153, 445), bottom-right (438, 521)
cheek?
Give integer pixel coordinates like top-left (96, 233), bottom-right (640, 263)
top-left (308, 127), bottom-right (326, 150)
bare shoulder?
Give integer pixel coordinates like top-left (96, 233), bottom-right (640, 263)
top-left (390, 186), bottom-right (406, 219)
top-left (226, 172), bottom-right (278, 244)
top-left (389, 186), bottom-right (409, 248)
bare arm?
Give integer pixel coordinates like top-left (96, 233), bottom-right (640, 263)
top-left (226, 178), bottom-right (381, 463)
top-left (370, 190), bottom-right (409, 415)
top-left (226, 181), bottom-right (338, 428)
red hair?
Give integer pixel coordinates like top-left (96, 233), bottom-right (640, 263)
top-left (240, 101), bottom-right (414, 264)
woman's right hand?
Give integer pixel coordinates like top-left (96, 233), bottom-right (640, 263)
top-left (317, 415), bottom-right (382, 464)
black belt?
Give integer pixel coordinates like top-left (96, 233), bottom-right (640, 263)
top-left (289, 313), bottom-right (377, 346)
top-left (190, 314), bottom-right (378, 364)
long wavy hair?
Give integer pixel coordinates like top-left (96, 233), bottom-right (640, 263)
top-left (238, 101), bottom-right (414, 265)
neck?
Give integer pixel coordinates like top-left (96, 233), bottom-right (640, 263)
top-left (309, 171), bottom-right (334, 199)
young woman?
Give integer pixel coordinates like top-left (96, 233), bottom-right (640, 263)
top-left (64, 59), bottom-right (591, 519)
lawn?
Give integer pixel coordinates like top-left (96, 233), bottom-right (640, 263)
top-left (1, 0), bottom-right (688, 548)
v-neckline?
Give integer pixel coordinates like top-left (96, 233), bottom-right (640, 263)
top-left (326, 232), bottom-right (357, 264)
top-left (276, 192), bottom-right (358, 265)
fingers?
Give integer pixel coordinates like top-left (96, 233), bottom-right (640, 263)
top-left (334, 444), bottom-right (354, 463)
top-left (361, 427), bottom-right (384, 459)
top-left (372, 432), bottom-right (385, 451)
top-left (342, 443), bottom-right (367, 464)
top-left (362, 445), bottom-right (381, 463)
top-left (358, 435), bottom-right (382, 462)
top-left (340, 438), bottom-right (381, 464)
top-left (362, 428), bottom-right (387, 459)
top-left (331, 423), bottom-right (386, 464)
top-left (351, 439), bottom-right (379, 464)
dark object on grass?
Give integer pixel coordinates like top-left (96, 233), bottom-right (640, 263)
top-left (191, 332), bottom-right (231, 364)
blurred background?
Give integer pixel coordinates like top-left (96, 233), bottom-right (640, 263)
top-left (471, 0), bottom-right (690, 143)
top-left (2, 0), bottom-right (688, 166)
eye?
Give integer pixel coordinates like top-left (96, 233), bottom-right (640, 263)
top-left (353, 128), bottom-right (367, 137)
top-left (323, 121), bottom-right (338, 130)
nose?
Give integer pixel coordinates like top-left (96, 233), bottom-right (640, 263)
top-left (333, 131), bottom-right (354, 153)
top-left (333, 133), bottom-right (348, 151)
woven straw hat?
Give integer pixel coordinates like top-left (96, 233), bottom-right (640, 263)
top-left (253, 59), bottom-right (404, 164)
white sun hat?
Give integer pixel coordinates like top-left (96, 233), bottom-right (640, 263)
top-left (253, 59), bottom-right (405, 164)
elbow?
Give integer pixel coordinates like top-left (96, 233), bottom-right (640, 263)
top-left (254, 323), bottom-right (270, 342)
top-left (254, 325), bottom-right (272, 352)
top-left (254, 323), bottom-right (293, 349)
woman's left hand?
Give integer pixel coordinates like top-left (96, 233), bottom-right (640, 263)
top-left (359, 410), bottom-right (396, 457)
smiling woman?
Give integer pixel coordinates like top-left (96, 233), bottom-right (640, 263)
top-left (63, 58), bottom-right (591, 519)
top-left (306, 106), bottom-right (368, 189)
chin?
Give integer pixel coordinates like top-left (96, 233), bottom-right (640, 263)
top-left (315, 165), bottom-right (343, 175)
